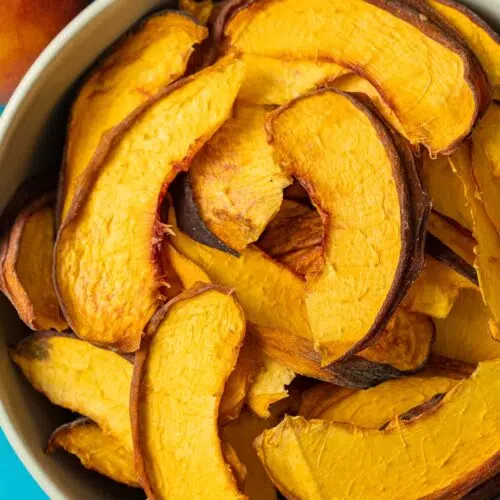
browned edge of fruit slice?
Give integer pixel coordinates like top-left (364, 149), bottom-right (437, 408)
top-left (170, 174), bottom-right (240, 256)
top-left (249, 322), bottom-right (434, 390)
top-left (0, 191), bottom-right (63, 329)
top-left (426, 233), bottom-right (479, 285)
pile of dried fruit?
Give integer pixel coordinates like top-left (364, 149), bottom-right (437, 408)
top-left (2, 1), bottom-right (500, 498)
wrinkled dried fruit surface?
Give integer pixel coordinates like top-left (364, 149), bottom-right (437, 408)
top-left (299, 375), bottom-right (458, 428)
top-left (220, 0), bottom-right (490, 154)
top-left (236, 54), bottom-right (348, 105)
top-left (170, 209), bottom-right (312, 341)
top-left (420, 154), bottom-right (473, 231)
top-left (434, 289), bottom-right (500, 364)
top-left (60, 12), bottom-right (207, 222)
top-left (427, 0), bottom-right (500, 99)
top-left (0, 193), bottom-right (66, 331)
top-left (189, 103), bottom-right (290, 250)
top-left (402, 256), bottom-right (476, 318)
top-left (451, 143), bottom-right (500, 329)
top-left (256, 361), bottom-right (500, 499)
top-left (268, 89), bottom-right (415, 364)
top-left (55, 56), bottom-right (245, 351)
top-left (247, 352), bottom-right (295, 418)
top-left (220, 339), bottom-right (259, 425)
top-left (222, 411), bottom-right (277, 500)
top-left (10, 333), bottom-right (133, 449)
top-left (47, 419), bottom-right (139, 487)
top-left (427, 212), bottom-right (476, 266)
top-left (131, 285), bottom-right (246, 500)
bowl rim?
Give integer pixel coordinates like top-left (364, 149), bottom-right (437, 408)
top-left (0, 2), bottom-right (120, 497)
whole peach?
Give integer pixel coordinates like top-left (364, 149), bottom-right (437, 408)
top-left (0, 0), bottom-right (89, 102)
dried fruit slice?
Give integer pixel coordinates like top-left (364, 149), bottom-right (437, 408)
top-left (236, 54), bottom-right (347, 105)
top-left (247, 353), bottom-right (295, 418)
top-left (162, 242), bottom-right (210, 291)
top-left (427, 211), bottom-right (476, 266)
top-left (170, 212), bottom-right (432, 386)
top-left (249, 308), bottom-right (433, 389)
top-left (470, 104), bottom-right (500, 232)
top-left (434, 289), bottom-right (500, 364)
top-left (179, 0), bottom-right (214, 25)
top-left (10, 333), bottom-right (133, 449)
top-left (268, 89), bottom-right (427, 364)
top-left (222, 441), bottom-right (247, 491)
top-left (218, 0), bottom-right (490, 154)
top-left (188, 102), bottom-right (291, 250)
top-left (260, 201), bottom-right (471, 318)
top-left (402, 256), bottom-right (476, 318)
top-left (131, 284), bottom-right (246, 499)
top-left (47, 418), bottom-right (139, 487)
top-left (256, 360), bottom-right (500, 499)
top-left (222, 411), bottom-right (277, 500)
top-left (0, 193), bottom-right (66, 331)
top-left (278, 247), bottom-right (323, 277)
top-left (426, 0), bottom-right (500, 99)
top-left (258, 200), bottom-right (322, 258)
top-left (60, 11), bottom-right (207, 223)
top-left (451, 143), bottom-right (500, 331)
top-left (163, 242), bottom-right (254, 425)
top-left (220, 339), bottom-right (259, 425)
top-left (332, 73), bottom-right (404, 135)
top-left (299, 375), bottom-right (459, 428)
top-left (420, 154), bottom-right (473, 231)
top-left (55, 56), bottom-right (245, 351)
top-left (169, 208), bottom-right (312, 341)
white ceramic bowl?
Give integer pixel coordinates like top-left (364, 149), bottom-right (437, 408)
top-left (0, 0), bottom-right (499, 498)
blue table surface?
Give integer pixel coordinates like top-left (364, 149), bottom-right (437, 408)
top-left (0, 428), bottom-right (47, 499)
top-left (0, 103), bottom-right (46, 498)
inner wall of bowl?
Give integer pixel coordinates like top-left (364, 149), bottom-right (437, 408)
top-left (0, 0), bottom-right (173, 499)
top-left (0, 0), bottom-right (499, 499)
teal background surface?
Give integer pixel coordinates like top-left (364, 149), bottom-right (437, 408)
top-left (0, 429), bottom-right (47, 499)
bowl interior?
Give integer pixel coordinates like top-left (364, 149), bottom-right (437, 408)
top-left (0, 0), bottom-right (500, 499)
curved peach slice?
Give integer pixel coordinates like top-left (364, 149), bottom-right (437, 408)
top-left (256, 360), bottom-right (500, 499)
top-left (0, 192), bottom-right (66, 331)
top-left (54, 55), bottom-right (245, 351)
top-left (47, 418), bottom-right (139, 487)
top-left (422, 0), bottom-right (500, 100)
top-left (60, 11), bottom-right (207, 223)
top-left (299, 374), bottom-right (459, 428)
top-left (10, 333), bottom-right (133, 449)
top-left (267, 89), bottom-right (428, 364)
top-left (217, 0), bottom-right (490, 155)
top-left (434, 289), bottom-right (500, 364)
top-left (187, 102), bottom-right (291, 251)
top-left (131, 284), bottom-right (246, 499)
